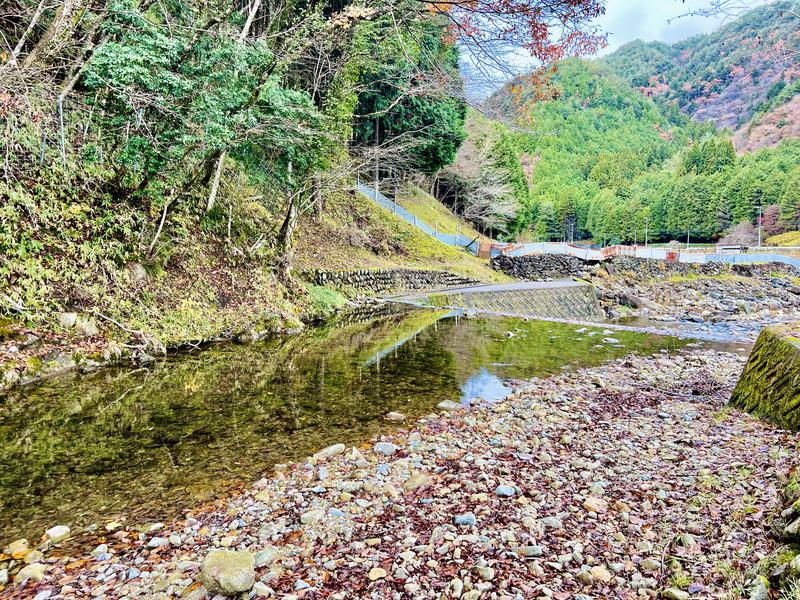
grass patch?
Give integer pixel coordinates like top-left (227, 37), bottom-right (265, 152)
top-left (294, 190), bottom-right (509, 284)
top-left (395, 184), bottom-right (486, 239)
top-left (767, 231), bottom-right (800, 247)
top-left (304, 284), bottom-right (349, 318)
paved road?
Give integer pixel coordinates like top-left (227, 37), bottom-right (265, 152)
top-left (389, 279), bottom-right (589, 300)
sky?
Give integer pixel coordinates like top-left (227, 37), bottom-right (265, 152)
top-left (596, 0), bottom-right (771, 55)
top-left (464, 0), bottom-right (773, 97)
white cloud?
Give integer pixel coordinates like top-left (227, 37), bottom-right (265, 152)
top-left (596, 0), bottom-right (772, 55)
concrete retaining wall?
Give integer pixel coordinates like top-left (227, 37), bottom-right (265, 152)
top-left (410, 283), bottom-right (604, 322)
top-left (730, 327), bottom-right (800, 430)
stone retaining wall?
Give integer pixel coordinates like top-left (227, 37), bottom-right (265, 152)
top-left (492, 254), bottom-right (800, 282)
top-left (491, 254), bottom-right (594, 280)
top-left (730, 327), bottom-right (800, 430)
top-left (301, 269), bottom-right (479, 295)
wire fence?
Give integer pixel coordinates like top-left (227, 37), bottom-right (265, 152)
top-left (356, 184), bottom-right (480, 253)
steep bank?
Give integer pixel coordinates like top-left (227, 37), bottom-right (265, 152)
top-left (3, 349), bottom-right (797, 599)
top-left (0, 186), bottom-right (503, 390)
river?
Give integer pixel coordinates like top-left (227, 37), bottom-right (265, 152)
top-left (0, 308), bottom-right (732, 545)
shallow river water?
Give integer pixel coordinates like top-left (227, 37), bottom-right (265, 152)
top-left (0, 309), bottom-right (725, 544)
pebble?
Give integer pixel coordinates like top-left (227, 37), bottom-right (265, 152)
top-left (374, 442), bottom-right (397, 456)
top-left (453, 512), bottom-right (477, 526)
top-left (44, 525), bottom-right (70, 544)
top-left (13, 349), bottom-right (794, 600)
top-left (495, 484), bottom-right (516, 497)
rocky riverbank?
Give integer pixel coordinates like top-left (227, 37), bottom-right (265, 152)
top-left (3, 349), bottom-right (798, 599)
top-left (490, 255), bottom-right (800, 341)
top-left (595, 262), bottom-right (800, 341)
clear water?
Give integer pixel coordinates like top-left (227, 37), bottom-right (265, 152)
top-left (0, 309), bottom-right (692, 544)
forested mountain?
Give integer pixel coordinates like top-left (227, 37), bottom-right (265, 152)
top-left (463, 1), bottom-right (800, 244)
top-left (604, 1), bottom-right (799, 133)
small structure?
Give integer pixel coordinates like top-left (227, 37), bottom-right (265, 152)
top-left (716, 245), bottom-right (748, 254)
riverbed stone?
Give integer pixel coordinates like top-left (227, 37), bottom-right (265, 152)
top-left (45, 525), bottom-right (70, 544)
top-left (436, 400), bottom-right (462, 411)
top-left (14, 563), bottom-right (46, 584)
top-left (254, 546), bottom-right (280, 567)
top-left (661, 588), bottom-right (690, 600)
top-left (495, 484), bottom-right (516, 497)
top-left (453, 512), bottom-right (476, 527)
top-left (374, 442), bottom-right (397, 456)
top-left (583, 497), bottom-right (608, 513)
top-left (300, 509), bottom-right (325, 524)
top-left (200, 550), bottom-right (255, 595)
top-left (313, 444), bottom-right (346, 461)
top-left (384, 412), bottom-right (406, 421)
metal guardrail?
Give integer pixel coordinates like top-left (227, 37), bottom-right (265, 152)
top-left (357, 184), bottom-right (480, 253)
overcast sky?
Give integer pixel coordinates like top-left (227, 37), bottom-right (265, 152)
top-left (596, 0), bottom-right (771, 55)
top-left (465, 0), bottom-right (773, 97)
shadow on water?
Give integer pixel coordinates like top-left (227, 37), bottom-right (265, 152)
top-left (0, 309), bottom-right (694, 543)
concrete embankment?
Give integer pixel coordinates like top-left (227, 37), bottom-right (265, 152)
top-left (730, 326), bottom-right (800, 430)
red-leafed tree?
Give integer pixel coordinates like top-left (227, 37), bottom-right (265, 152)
top-left (417, 0), bottom-right (607, 87)
top-left (762, 204), bottom-right (784, 236)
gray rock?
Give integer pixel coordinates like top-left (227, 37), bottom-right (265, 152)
top-left (540, 516), bottom-right (563, 529)
top-left (147, 537), bottom-right (169, 548)
top-left (437, 400), bottom-right (462, 411)
top-left (515, 545), bottom-right (544, 558)
top-left (74, 314), bottom-right (100, 337)
top-left (374, 442), bottom-right (397, 456)
top-left (661, 588), bottom-right (689, 600)
top-left (495, 485), bottom-right (516, 497)
top-left (45, 524), bottom-right (70, 544)
top-left (747, 576), bottom-right (769, 600)
top-left (200, 549), bottom-right (255, 595)
top-left (454, 513), bottom-right (477, 527)
top-left (58, 312), bottom-right (78, 328)
top-left (254, 546), bottom-right (280, 567)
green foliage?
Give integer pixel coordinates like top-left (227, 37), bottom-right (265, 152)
top-left (482, 47), bottom-right (800, 243)
top-left (351, 18), bottom-right (467, 174)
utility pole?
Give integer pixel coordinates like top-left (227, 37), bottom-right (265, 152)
top-left (644, 218), bottom-right (649, 247)
top-left (757, 205), bottom-right (763, 248)
top-left (686, 225), bottom-right (690, 249)
top-left (374, 117), bottom-right (379, 199)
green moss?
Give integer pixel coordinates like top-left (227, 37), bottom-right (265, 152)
top-left (304, 285), bottom-right (349, 318)
top-left (756, 545), bottom-right (800, 579)
top-left (730, 327), bottom-right (800, 430)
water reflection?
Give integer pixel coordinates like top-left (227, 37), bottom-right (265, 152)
top-left (0, 310), bottom-right (688, 543)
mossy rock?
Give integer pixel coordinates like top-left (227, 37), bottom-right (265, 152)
top-left (754, 544), bottom-right (800, 585)
top-left (730, 327), bottom-right (800, 430)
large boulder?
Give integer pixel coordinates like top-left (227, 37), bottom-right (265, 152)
top-left (200, 549), bottom-right (255, 595)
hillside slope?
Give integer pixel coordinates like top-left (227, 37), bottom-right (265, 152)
top-left (603, 1), bottom-right (800, 148)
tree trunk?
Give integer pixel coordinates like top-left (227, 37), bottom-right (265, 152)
top-left (204, 0), bottom-right (262, 212)
top-left (312, 174), bottom-right (323, 220)
top-left (23, 0), bottom-right (85, 69)
top-left (206, 150), bottom-right (226, 212)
